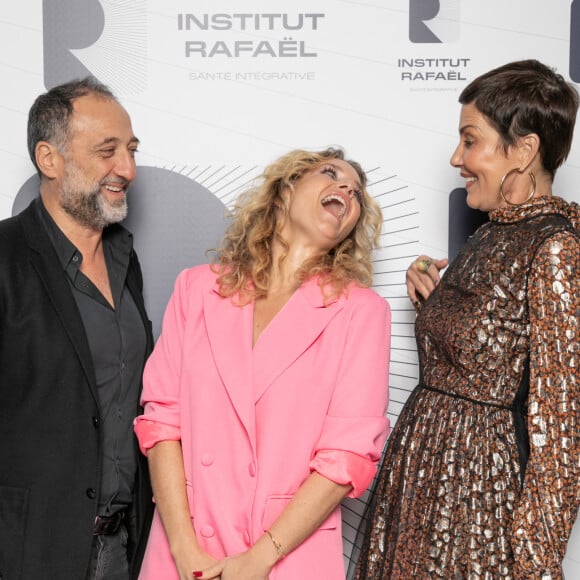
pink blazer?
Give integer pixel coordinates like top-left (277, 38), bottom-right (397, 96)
top-left (135, 265), bottom-right (390, 579)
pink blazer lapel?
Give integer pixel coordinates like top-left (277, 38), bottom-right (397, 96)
top-left (252, 278), bottom-right (344, 401)
top-left (202, 278), bottom-right (345, 438)
top-left (203, 286), bottom-right (255, 442)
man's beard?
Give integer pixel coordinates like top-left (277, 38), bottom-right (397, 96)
top-left (60, 163), bottom-right (129, 230)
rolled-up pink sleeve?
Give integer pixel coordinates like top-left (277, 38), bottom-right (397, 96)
top-left (310, 288), bottom-right (391, 497)
top-left (310, 447), bottom-right (383, 498)
top-left (134, 419), bottom-right (181, 455)
top-left (134, 269), bottom-right (193, 454)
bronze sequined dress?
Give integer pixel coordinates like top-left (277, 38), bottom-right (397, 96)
top-left (353, 197), bottom-right (579, 579)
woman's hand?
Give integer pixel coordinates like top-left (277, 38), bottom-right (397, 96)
top-left (172, 543), bottom-right (218, 580)
top-left (406, 255), bottom-right (448, 307)
top-left (195, 550), bottom-right (274, 580)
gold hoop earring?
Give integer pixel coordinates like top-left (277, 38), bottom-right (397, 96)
top-left (499, 168), bottom-right (536, 206)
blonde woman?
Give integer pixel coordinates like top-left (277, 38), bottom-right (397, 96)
top-left (135, 148), bottom-right (391, 580)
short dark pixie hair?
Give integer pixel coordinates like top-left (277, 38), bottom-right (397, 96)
top-left (459, 59), bottom-right (579, 179)
top-left (27, 76), bottom-right (117, 175)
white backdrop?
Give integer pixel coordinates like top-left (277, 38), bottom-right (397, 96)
top-left (1, 1), bottom-right (580, 574)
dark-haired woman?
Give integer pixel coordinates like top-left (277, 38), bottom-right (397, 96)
top-left (353, 60), bottom-right (579, 579)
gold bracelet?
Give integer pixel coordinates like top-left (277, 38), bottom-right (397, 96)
top-left (266, 530), bottom-right (285, 559)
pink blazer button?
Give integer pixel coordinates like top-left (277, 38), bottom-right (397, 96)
top-left (201, 453), bottom-right (214, 466)
top-left (200, 525), bottom-right (215, 537)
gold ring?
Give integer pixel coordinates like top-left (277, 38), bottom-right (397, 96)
top-left (417, 259), bottom-right (432, 273)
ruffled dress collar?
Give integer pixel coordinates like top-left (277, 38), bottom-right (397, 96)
top-left (489, 195), bottom-right (579, 228)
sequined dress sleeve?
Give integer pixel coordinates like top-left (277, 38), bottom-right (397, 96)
top-left (511, 230), bottom-right (580, 579)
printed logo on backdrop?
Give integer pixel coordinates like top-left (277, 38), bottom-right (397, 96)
top-left (400, 0), bottom-right (468, 87)
top-left (180, 12), bottom-right (324, 82)
top-left (570, 1), bottom-right (580, 82)
top-left (409, 0), bottom-right (460, 43)
top-left (13, 169), bottom-right (228, 340)
top-left (43, 0), bottom-right (147, 93)
top-left (448, 189), bottom-right (488, 260)
top-left (19, 1), bottom-right (228, 336)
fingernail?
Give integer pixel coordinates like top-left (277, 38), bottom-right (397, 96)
top-left (193, 572), bottom-right (202, 578)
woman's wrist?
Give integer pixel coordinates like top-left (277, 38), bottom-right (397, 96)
top-left (265, 530), bottom-right (285, 561)
top-left (168, 528), bottom-right (202, 560)
top-left (248, 532), bottom-right (281, 571)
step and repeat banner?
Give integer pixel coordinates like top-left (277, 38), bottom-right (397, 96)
top-left (2, 0), bottom-right (580, 574)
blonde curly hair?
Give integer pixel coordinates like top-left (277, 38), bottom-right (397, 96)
top-left (212, 147), bottom-right (383, 302)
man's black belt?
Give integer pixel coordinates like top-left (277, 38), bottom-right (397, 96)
top-left (94, 511), bottom-right (125, 536)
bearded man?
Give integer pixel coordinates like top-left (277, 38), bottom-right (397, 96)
top-left (0, 77), bottom-right (153, 580)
